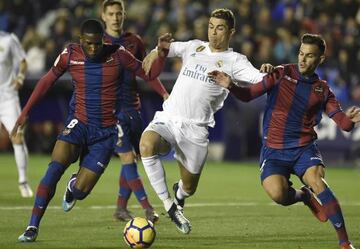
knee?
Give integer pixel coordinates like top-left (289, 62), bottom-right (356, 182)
top-left (119, 151), bottom-right (135, 164)
top-left (306, 177), bottom-right (327, 194)
top-left (72, 187), bottom-right (89, 200)
top-left (266, 188), bottom-right (288, 206)
top-left (139, 138), bottom-right (156, 157)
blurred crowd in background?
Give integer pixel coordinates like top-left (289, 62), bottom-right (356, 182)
top-left (1, 0), bottom-right (360, 156)
top-left (2, 0), bottom-right (360, 101)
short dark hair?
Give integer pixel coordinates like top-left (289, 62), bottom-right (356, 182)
top-left (80, 19), bottom-right (104, 36)
top-left (301, 33), bottom-right (326, 55)
top-left (210, 8), bottom-right (235, 30)
top-left (102, 0), bottom-right (124, 13)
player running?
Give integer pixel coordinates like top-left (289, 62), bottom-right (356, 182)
top-left (139, 8), bottom-right (273, 234)
top-left (15, 19), bottom-right (168, 242)
top-left (209, 33), bottom-right (359, 249)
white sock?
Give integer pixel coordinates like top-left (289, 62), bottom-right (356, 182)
top-left (163, 198), bottom-right (174, 212)
top-left (176, 179), bottom-right (190, 200)
top-left (13, 143), bottom-right (28, 183)
top-left (141, 155), bottom-right (170, 207)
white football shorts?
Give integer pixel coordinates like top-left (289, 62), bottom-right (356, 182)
top-left (0, 95), bottom-right (21, 133)
top-left (144, 111), bottom-right (209, 174)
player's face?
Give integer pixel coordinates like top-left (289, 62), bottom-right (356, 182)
top-left (208, 17), bottom-right (234, 52)
top-left (298, 43), bottom-right (325, 77)
top-left (80, 33), bottom-right (104, 59)
top-left (102, 4), bottom-right (124, 35)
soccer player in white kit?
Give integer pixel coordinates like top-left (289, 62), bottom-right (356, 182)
top-left (140, 9), bottom-right (272, 234)
top-left (0, 31), bottom-right (32, 197)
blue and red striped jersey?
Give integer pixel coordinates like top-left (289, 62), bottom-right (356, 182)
top-left (51, 43), bottom-right (145, 128)
top-left (260, 64), bottom-right (343, 149)
top-left (104, 32), bottom-right (145, 111)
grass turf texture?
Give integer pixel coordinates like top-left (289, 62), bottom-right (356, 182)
top-left (0, 153), bottom-right (359, 249)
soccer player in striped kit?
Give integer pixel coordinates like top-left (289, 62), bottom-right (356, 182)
top-left (209, 33), bottom-right (360, 249)
top-left (101, 0), bottom-right (168, 223)
top-left (15, 19), bottom-right (168, 242)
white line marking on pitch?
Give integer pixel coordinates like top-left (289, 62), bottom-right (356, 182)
top-left (1, 201), bottom-right (360, 210)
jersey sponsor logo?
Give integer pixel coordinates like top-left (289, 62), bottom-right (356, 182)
top-left (310, 156), bottom-right (321, 161)
top-left (70, 60), bottom-right (85, 65)
top-left (196, 45), bottom-right (205, 52)
top-left (182, 64), bottom-right (214, 84)
top-left (215, 60), bottom-right (224, 68)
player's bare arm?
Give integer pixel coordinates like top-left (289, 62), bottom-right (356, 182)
top-left (142, 33), bottom-right (174, 75)
top-left (345, 106), bottom-right (360, 122)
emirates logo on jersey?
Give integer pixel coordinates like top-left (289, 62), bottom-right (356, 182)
top-left (196, 45), bottom-right (205, 52)
top-left (314, 86), bottom-right (324, 95)
top-left (215, 60), bottom-right (224, 68)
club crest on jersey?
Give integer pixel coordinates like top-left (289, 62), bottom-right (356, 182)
top-left (314, 86), bottom-right (324, 95)
top-left (196, 46), bottom-right (205, 52)
top-left (215, 60), bottom-right (224, 68)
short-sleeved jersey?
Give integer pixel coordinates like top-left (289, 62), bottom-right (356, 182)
top-left (261, 64), bottom-right (343, 149)
top-left (103, 32), bottom-right (146, 111)
top-left (163, 39), bottom-right (265, 127)
top-left (0, 31), bottom-right (26, 96)
top-left (52, 43), bottom-right (144, 128)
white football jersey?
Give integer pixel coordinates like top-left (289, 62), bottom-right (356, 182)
top-left (0, 31), bottom-right (26, 99)
top-left (163, 39), bottom-right (265, 127)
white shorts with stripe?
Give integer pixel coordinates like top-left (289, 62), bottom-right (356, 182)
top-left (144, 111), bottom-right (209, 174)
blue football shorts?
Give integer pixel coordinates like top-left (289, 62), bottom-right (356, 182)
top-left (259, 142), bottom-right (324, 182)
top-left (58, 115), bottom-right (118, 174)
top-left (114, 110), bottom-right (144, 155)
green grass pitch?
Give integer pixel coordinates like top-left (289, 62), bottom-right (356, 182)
top-left (0, 153), bottom-right (359, 249)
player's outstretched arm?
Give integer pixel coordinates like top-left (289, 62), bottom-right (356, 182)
top-left (209, 69), bottom-right (282, 102)
top-left (10, 70), bottom-right (59, 137)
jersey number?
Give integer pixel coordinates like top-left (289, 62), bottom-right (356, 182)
top-left (67, 119), bottom-right (79, 129)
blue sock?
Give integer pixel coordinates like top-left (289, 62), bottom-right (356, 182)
top-left (317, 188), bottom-right (349, 244)
top-left (29, 161), bottom-right (65, 227)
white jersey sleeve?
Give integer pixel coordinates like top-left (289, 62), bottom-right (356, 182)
top-left (231, 54), bottom-right (265, 85)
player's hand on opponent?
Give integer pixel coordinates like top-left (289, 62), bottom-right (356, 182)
top-left (10, 114), bottom-right (27, 140)
top-left (208, 70), bottom-right (233, 89)
top-left (345, 106), bottom-right (360, 122)
top-left (259, 63), bottom-right (274, 73)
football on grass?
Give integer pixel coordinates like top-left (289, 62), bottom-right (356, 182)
top-left (123, 217), bottom-right (156, 249)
